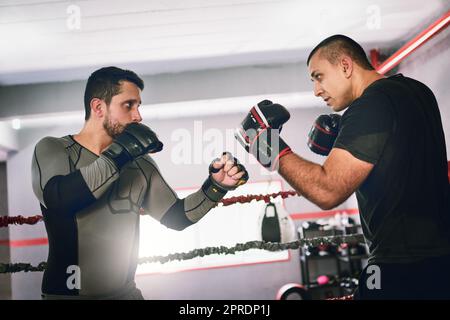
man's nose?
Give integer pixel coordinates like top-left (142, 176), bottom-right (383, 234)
top-left (132, 108), bottom-right (142, 123)
top-left (313, 81), bottom-right (323, 97)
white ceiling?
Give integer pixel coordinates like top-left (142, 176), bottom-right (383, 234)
top-left (0, 0), bottom-right (448, 85)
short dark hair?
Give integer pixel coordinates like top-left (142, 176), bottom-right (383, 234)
top-left (307, 34), bottom-right (374, 70)
top-left (84, 66), bottom-right (144, 120)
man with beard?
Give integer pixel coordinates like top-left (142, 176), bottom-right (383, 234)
top-left (32, 67), bottom-right (248, 300)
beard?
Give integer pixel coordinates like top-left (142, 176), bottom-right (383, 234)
top-left (103, 111), bottom-right (126, 139)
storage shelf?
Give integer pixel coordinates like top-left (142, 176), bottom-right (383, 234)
top-left (298, 224), bottom-right (367, 299)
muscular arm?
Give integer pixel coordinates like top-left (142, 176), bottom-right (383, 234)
top-left (278, 147), bottom-right (373, 210)
top-left (141, 157), bottom-right (225, 231)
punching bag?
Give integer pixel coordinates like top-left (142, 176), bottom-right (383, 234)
top-left (261, 203), bottom-right (282, 242)
top-left (260, 203), bottom-right (297, 243)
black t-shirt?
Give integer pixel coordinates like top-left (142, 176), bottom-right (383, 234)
top-left (334, 74), bottom-right (450, 264)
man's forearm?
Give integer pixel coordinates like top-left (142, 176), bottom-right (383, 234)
top-left (158, 186), bottom-right (224, 231)
top-left (42, 156), bottom-right (119, 216)
top-left (278, 153), bottom-right (337, 210)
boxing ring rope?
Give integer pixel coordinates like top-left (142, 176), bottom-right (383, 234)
top-left (0, 215), bottom-right (43, 228)
top-left (0, 190), bottom-right (298, 228)
top-left (0, 233), bottom-right (365, 274)
top-left (0, 190), bottom-right (365, 276)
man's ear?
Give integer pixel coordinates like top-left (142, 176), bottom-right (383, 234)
top-left (90, 98), bottom-right (105, 118)
top-left (340, 56), bottom-right (353, 78)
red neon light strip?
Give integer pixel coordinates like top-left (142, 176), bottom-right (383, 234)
top-left (377, 10), bottom-right (450, 75)
top-left (290, 208), bottom-right (359, 220)
top-left (0, 237), bottom-right (48, 247)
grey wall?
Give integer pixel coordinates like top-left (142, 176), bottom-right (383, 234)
top-left (0, 62), bottom-right (311, 119)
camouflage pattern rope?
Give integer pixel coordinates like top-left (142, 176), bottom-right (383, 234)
top-left (0, 234), bottom-right (365, 274)
top-left (0, 262), bottom-right (48, 273)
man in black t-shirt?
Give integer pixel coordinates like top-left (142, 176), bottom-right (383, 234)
top-left (235, 35), bottom-right (450, 299)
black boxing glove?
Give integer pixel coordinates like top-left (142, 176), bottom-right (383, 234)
top-left (239, 99), bottom-right (290, 131)
top-left (102, 122), bottom-right (163, 170)
top-left (307, 114), bottom-right (341, 156)
top-left (201, 152), bottom-right (249, 202)
top-left (235, 100), bottom-right (292, 171)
